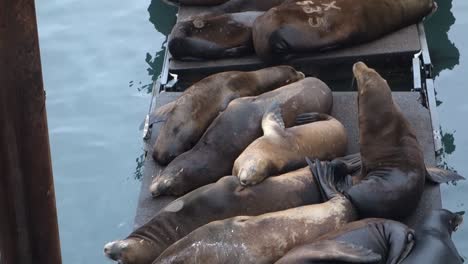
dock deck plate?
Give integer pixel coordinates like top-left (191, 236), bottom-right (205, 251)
top-left (134, 91), bottom-right (440, 230)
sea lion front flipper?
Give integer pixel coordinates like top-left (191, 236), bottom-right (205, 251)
top-left (295, 112), bottom-right (331, 126)
top-left (275, 240), bottom-right (382, 264)
top-left (426, 167), bottom-right (466, 183)
top-left (262, 101), bottom-right (285, 137)
top-left (332, 153), bottom-right (362, 177)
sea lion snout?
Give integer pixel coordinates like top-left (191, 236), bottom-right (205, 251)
top-left (150, 177), bottom-right (172, 197)
top-left (104, 240), bottom-right (127, 262)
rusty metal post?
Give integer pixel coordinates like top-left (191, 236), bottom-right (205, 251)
top-left (0, 0), bottom-right (62, 264)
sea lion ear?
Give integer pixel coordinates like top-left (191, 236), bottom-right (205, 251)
top-left (295, 112), bottom-right (332, 126)
top-left (261, 101), bottom-right (285, 136)
top-left (449, 211), bottom-right (464, 232)
top-left (426, 167), bottom-right (465, 184)
top-left (275, 240), bottom-right (381, 264)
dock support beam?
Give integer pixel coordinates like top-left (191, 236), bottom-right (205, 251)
top-left (0, 1), bottom-right (62, 264)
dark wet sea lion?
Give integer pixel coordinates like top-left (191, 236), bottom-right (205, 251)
top-left (153, 194), bottom-right (357, 264)
top-left (168, 11), bottom-right (263, 60)
top-left (275, 218), bottom-right (415, 264)
top-left (314, 61), bottom-right (427, 220)
top-left (275, 210), bottom-right (464, 264)
top-left (253, 0), bottom-right (436, 61)
top-left (150, 77), bottom-right (333, 197)
top-left (233, 109), bottom-right (347, 186)
top-left (152, 66), bottom-right (305, 165)
top-left (104, 167), bottom-right (320, 264)
top-left (402, 209), bottom-right (464, 264)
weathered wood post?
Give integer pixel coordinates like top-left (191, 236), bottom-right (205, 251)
top-left (0, 0), bottom-right (62, 263)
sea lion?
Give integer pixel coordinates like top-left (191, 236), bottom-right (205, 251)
top-left (168, 11), bottom-right (263, 60)
top-left (401, 209), bottom-right (464, 264)
top-left (275, 210), bottom-right (464, 264)
top-left (152, 66), bottom-right (305, 165)
top-left (233, 110), bottom-right (347, 186)
top-left (252, 0), bottom-right (436, 61)
top-left (153, 194), bottom-right (357, 264)
top-left (275, 218), bottom-right (416, 264)
top-left (150, 77), bottom-right (333, 197)
top-left (104, 167), bottom-right (320, 264)
top-left (306, 61), bottom-right (429, 220)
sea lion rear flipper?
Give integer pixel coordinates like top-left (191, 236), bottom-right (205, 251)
top-left (426, 167), bottom-right (466, 183)
top-left (262, 101), bottom-right (285, 136)
top-left (276, 240), bottom-right (381, 264)
top-left (306, 158), bottom-right (342, 201)
top-left (295, 112), bottom-right (331, 126)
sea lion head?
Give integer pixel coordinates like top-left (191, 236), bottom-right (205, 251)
top-left (150, 160), bottom-right (203, 197)
top-left (233, 153), bottom-right (273, 186)
top-left (153, 102), bottom-right (197, 166)
top-left (381, 221), bottom-right (416, 264)
top-left (424, 209), bottom-right (465, 235)
top-left (150, 170), bottom-right (183, 197)
top-left (353, 61), bottom-right (393, 118)
top-left (104, 238), bottom-right (154, 264)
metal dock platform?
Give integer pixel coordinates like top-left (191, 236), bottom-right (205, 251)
top-left (133, 5), bottom-right (442, 231)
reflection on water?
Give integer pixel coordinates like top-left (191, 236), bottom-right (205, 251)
top-left (425, 0), bottom-right (460, 77)
top-left (134, 153), bottom-right (146, 181)
top-left (441, 131), bottom-right (456, 155)
top-left (425, 0), bottom-right (468, 258)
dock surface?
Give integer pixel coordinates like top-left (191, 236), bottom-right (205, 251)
top-left (134, 91), bottom-right (440, 229)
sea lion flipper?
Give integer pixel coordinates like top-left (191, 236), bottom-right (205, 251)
top-left (276, 240), bottom-right (382, 264)
top-left (426, 167), bottom-right (466, 183)
top-left (306, 158), bottom-right (340, 201)
top-left (262, 101), bottom-right (285, 136)
top-left (332, 153), bottom-right (362, 177)
top-left (295, 112), bottom-right (331, 126)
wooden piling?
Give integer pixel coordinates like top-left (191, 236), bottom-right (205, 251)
top-left (0, 0), bottom-right (62, 263)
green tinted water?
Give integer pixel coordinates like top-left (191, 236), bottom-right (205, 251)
top-left (36, 0), bottom-right (466, 262)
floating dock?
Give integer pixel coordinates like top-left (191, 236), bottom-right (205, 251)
top-left (134, 5), bottom-right (442, 231)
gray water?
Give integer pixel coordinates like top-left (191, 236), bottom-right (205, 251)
top-left (36, 0), bottom-right (466, 263)
top-left (425, 0), bottom-right (468, 258)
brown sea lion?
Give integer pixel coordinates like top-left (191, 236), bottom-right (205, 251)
top-left (307, 61), bottom-right (428, 220)
top-left (152, 66), bottom-right (305, 165)
top-left (150, 77), bottom-right (333, 197)
top-left (104, 167), bottom-right (320, 264)
top-left (153, 194), bottom-right (357, 264)
top-left (168, 11), bottom-right (263, 60)
top-left (233, 109), bottom-right (347, 186)
top-left (275, 210), bottom-right (464, 264)
top-left (252, 0), bottom-right (436, 61)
